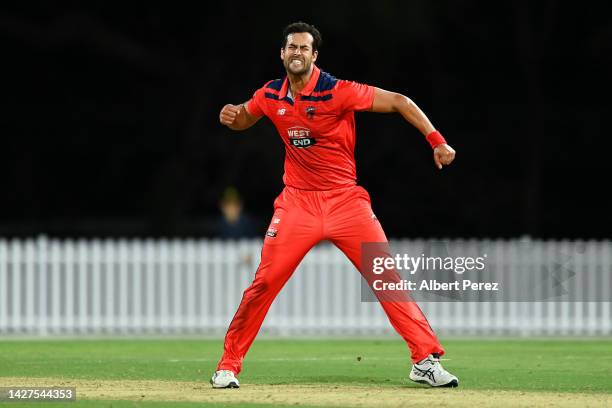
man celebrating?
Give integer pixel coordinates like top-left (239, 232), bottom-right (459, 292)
top-left (212, 22), bottom-right (458, 388)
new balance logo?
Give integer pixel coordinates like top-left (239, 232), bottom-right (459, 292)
top-left (277, 108), bottom-right (286, 116)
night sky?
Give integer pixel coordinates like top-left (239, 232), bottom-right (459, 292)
top-left (1, 1), bottom-right (610, 239)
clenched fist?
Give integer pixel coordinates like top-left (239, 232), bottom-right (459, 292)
top-left (433, 144), bottom-right (456, 170)
top-left (219, 104), bottom-right (244, 127)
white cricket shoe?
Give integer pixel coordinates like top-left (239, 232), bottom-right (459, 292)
top-left (409, 354), bottom-right (459, 387)
top-left (210, 370), bottom-right (240, 388)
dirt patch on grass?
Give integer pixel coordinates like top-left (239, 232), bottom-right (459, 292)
top-left (1, 377), bottom-right (609, 407)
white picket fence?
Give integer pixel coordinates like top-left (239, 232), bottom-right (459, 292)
top-left (0, 238), bottom-right (610, 336)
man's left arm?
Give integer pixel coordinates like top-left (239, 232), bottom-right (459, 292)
top-left (369, 87), bottom-right (456, 170)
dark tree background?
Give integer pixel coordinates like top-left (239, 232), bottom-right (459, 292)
top-left (1, 1), bottom-right (610, 239)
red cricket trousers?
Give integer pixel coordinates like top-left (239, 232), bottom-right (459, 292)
top-left (217, 185), bottom-right (444, 374)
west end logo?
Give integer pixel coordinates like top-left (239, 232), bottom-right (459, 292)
top-left (287, 126), bottom-right (316, 148)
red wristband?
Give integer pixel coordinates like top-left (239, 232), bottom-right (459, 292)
top-left (426, 130), bottom-right (446, 149)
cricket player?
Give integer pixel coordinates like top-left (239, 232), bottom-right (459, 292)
top-left (211, 22), bottom-right (458, 388)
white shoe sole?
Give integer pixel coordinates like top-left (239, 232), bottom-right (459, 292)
top-left (409, 374), bottom-right (459, 388)
top-left (210, 379), bottom-right (240, 389)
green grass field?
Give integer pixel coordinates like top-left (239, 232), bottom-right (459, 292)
top-left (1, 338), bottom-right (611, 407)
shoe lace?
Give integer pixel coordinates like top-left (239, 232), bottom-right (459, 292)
top-left (431, 358), bottom-right (453, 379)
top-left (414, 355), bottom-right (452, 382)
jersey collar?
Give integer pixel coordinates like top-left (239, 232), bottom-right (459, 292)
top-left (279, 64), bottom-right (321, 99)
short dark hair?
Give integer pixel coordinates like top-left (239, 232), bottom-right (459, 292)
top-left (281, 22), bottom-right (322, 51)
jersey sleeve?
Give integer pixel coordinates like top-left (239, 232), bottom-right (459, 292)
top-left (245, 85), bottom-right (268, 117)
top-left (336, 80), bottom-right (375, 112)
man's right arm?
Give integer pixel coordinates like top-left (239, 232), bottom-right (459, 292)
top-left (219, 102), bottom-right (262, 131)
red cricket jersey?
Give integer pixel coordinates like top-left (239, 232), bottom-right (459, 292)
top-left (246, 65), bottom-right (374, 191)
